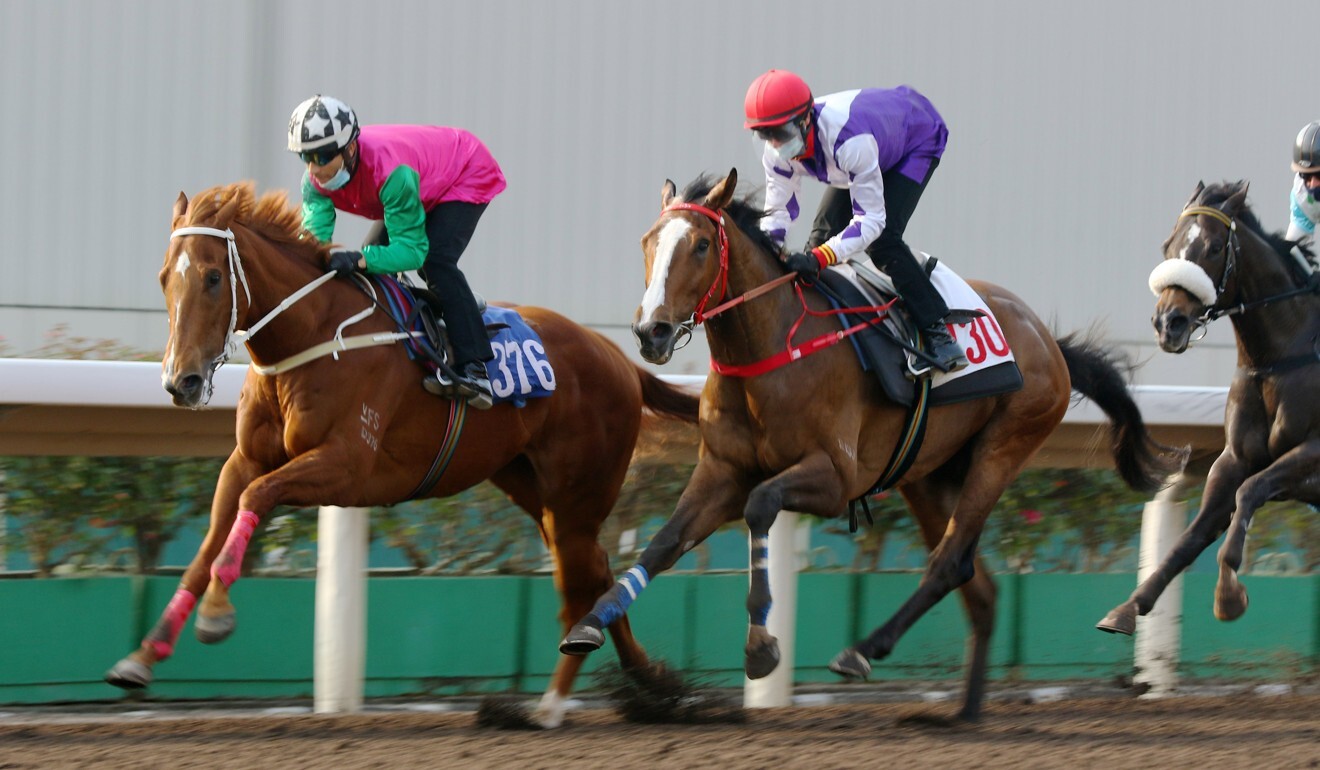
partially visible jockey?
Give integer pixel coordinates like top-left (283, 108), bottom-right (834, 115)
top-left (1287, 120), bottom-right (1320, 246)
top-left (287, 94), bottom-right (506, 408)
top-left (744, 69), bottom-right (967, 374)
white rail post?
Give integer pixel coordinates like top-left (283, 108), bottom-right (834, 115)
top-left (314, 505), bottom-right (369, 713)
top-left (744, 510), bottom-right (803, 708)
top-left (1134, 474), bottom-right (1188, 698)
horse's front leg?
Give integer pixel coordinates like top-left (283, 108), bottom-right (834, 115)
top-left (1214, 442), bottom-right (1320, 621)
top-left (742, 454), bottom-right (843, 679)
top-left (105, 451), bottom-right (261, 689)
top-left (1097, 449), bottom-right (1246, 634)
top-left (559, 458), bottom-right (748, 655)
top-left (196, 446), bottom-right (363, 646)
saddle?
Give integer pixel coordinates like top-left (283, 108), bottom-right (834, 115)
top-left (372, 275), bottom-right (497, 383)
top-left (814, 258), bottom-right (1023, 407)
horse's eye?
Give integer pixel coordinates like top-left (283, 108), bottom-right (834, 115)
top-left (695, 238), bottom-right (710, 255)
top-left (206, 270), bottom-right (222, 289)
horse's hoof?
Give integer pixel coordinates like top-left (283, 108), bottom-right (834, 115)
top-left (829, 648), bottom-right (872, 680)
top-left (195, 611), bottom-right (236, 644)
top-left (105, 658), bottom-right (153, 689)
top-left (1214, 586), bottom-right (1248, 621)
top-left (1096, 604), bottom-right (1137, 635)
top-left (744, 639), bottom-right (780, 680)
top-left (559, 624), bottom-right (604, 656)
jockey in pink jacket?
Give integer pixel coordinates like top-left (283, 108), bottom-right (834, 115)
top-left (287, 94), bottom-right (506, 408)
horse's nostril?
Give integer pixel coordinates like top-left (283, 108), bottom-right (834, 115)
top-left (648, 322), bottom-right (673, 341)
top-left (1167, 316), bottom-right (1188, 336)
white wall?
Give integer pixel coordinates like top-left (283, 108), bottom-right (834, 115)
top-left (1, 0), bottom-right (1309, 383)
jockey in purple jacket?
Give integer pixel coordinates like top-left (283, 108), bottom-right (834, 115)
top-left (744, 69), bottom-right (967, 373)
top-left (287, 94), bottom-right (507, 408)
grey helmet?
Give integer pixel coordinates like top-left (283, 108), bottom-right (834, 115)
top-left (287, 95), bottom-right (359, 153)
top-left (1293, 120), bottom-right (1320, 173)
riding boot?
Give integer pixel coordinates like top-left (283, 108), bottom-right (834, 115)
top-left (422, 362), bottom-right (493, 409)
top-left (921, 322), bottom-right (968, 374)
top-left (452, 361), bottom-right (493, 410)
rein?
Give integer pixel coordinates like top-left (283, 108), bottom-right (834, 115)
top-left (169, 226), bottom-right (425, 382)
top-left (662, 202), bottom-right (896, 377)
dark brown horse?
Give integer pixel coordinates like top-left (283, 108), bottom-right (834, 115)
top-left (104, 182), bottom-right (699, 728)
top-left (559, 169), bottom-right (1176, 721)
top-left (1097, 181), bottom-right (1319, 635)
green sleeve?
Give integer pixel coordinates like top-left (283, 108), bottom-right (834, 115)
top-left (299, 172), bottom-right (337, 242)
top-left (361, 165), bottom-right (429, 274)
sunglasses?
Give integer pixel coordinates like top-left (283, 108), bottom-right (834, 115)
top-left (753, 123), bottom-right (798, 143)
top-left (298, 148), bottom-right (341, 166)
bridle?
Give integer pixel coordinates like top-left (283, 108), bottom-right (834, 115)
top-left (654, 202), bottom-right (893, 377)
top-left (167, 225), bottom-right (373, 403)
top-left (1158, 205), bottom-right (1318, 343)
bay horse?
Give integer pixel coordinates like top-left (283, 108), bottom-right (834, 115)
top-left (1097, 181), bottom-right (1319, 635)
top-left (104, 182), bottom-right (700, 728)
top-left (560, 169), bottom-right (1177, 721)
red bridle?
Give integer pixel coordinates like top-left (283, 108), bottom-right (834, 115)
top-left (659, 201), bottom-right (895, 378)
top-left (663, 202), bottom-right (732, 323)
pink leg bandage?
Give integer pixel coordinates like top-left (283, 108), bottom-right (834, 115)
top-left (148, 587), bottom-right (198, 661)
top-left (211, 509), bottom-right (260, 588)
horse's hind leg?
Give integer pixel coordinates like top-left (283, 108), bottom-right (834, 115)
top-left (495, 465), bottom-right (650, 729)
top-left (830, 478), bottom-right (995, 720)
top-left (839, 438), bottom-right (1028, 689)
top-left (1214, 444), bottom-right (1320, 622)
top-left (106, 452), bottom-right (255, 689)
top-left (1097, 450), bottom-right (1245, 634)
top-left (896, 479), bottom-right (997, 721)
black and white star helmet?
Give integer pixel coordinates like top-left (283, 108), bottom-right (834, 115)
top-left (287, 95), bottom-right (359, 153)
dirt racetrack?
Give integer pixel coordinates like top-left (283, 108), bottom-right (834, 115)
top-left (2, 693), bottom-right (1318, 770)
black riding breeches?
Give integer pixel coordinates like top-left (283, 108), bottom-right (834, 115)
top-left (363, 201), bottom-right (493, 366)
top-left (805, 160), bottom-right (949, 329)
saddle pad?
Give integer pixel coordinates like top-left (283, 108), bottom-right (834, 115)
top-left (817, 260), bottom-right (1023, 407)
top-left (481, 305), bottom-right (557, 407)
top-left (371, 276), bottom-right (556, 407)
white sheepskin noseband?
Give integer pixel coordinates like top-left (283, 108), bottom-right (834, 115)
top-left (1148, 259), bottom-right (1217, 306)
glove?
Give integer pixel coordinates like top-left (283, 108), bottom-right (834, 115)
top-left (326, 248), bottom-right (363, 277)
top-left (784, 250), bottom-right (822, 280)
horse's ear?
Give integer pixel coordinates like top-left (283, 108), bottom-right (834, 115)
top-left (661, 179), bottom-right (677, 210)
top-left (213, 190), bottom-right (242, 230)
top-left (173, 192), bottom-right (189, 222)
top-left (1183, 181), bottom-right (1205, 209)
top-left (703, 168), bottom-right (738, 210)
top-left (1225, 181), bottom-right (1249, 213)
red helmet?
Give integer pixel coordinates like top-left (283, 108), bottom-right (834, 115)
top-left (743, 69), bottom-right (813, 129)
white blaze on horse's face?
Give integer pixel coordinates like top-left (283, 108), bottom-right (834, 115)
top-left (175, 250), bottom-right (191, 278)
top-left (638, 218), bottom-right (691, 325)
top-left (1179, 223), bottom-right (1201, 261)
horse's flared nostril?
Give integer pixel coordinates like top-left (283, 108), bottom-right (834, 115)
top-left (166, 374), bottom-right (204, 400)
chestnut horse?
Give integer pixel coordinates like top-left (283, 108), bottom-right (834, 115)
top-left (104, 182), bottom-right (699, 728)
top-left (1097, 181), bottom-right (1319, 635)
top-left (560, 169), bottom-right (1176, 721)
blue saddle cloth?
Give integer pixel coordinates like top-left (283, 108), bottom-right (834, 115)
top-left (371, 276), bottom-right (556, 408)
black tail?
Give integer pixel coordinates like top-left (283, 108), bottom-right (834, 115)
top-left (1057, 333), bottom-right (1187, 492)
top-left (638, 369), bottom-right (701, 424)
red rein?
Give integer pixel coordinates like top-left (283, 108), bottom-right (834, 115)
top-left (663, 202), bottom-right (896, 377)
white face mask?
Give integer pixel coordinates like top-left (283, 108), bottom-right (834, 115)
top-left (1296, 176), bottom-right (1320, 223)
top-left (320, 165), bottom-right (351, 191)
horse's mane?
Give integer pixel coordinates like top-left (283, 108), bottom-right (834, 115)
top-left (679, 175), bottom-right (782, 257)
top-left (1197, 181), bottom-right (1317, 279)
top-left (185, 181), bottom-right (328, 260)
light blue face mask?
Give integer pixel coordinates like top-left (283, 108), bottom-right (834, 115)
top-left (320, 165), bottom-right (351, 191)
top-left (772, 134), bottom-right (805, 162)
